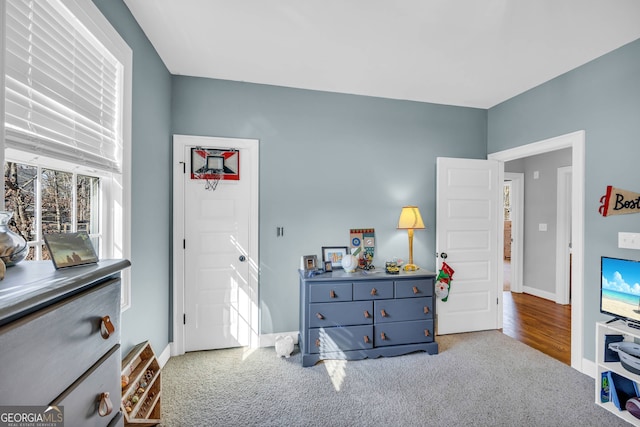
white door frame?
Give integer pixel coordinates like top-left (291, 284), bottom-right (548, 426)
top-left (556, 166), bottom-right (572, 305)
top-left (171, 135), bottom-right (260, 357)
top-left (489, 130), bottom-right (585, 371)
top-left (504, 172), bottom-right (524, 294)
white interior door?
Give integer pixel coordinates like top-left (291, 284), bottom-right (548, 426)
top-left (436, 157), bottom-right (501, 335)
top-left (174, 135), bottom-right (259, 353)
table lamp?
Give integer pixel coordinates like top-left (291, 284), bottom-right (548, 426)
top-left (397, 206), bottom-right (425, 271)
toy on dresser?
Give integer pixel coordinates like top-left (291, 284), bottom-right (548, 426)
top-left (275, 335), bottom-right (294, 358)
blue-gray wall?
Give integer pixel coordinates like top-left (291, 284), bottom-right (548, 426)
top-left (90, 0), bottom-right (640, 362)
top-left (506, 149), bottom-right (572, 297)
top-left (171, 77), bottom-right (487, 333)
top-left (92, 0), bottom-right (172, 356)
top-left (489, 38), bottom-right (640, 361)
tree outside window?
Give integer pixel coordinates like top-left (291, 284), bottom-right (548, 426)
top-left (4, 161), bottom-right (100, 261)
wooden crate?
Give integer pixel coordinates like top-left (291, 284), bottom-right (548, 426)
top-left (121, 341), bottom-right (161, 426)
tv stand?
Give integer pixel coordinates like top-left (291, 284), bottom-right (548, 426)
top-left (596, 321), bottom-right (640, 425)
top-left (627, 320), bottom-right (640, 330)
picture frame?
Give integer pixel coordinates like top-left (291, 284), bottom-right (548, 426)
top-left (44, 232), bottom-right (99, 269)
top-left (322, 246), bottom-right (348, 269)
top-left (300, 255), bottom-right (318, 271)
top-left (324, 261), bottom-right (333, 272)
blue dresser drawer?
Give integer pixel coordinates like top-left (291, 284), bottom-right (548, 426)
top-left (309, 301), bottom-right (373, 327)
top-left (308, 325), bottom-right (374, 354)
top-left (395, 278), bottom-right (433, 298)
top-left (374, 320), bottom-right (434, 347)
top-left (374, 297), bottom-right (433, 323)
top-left (308, 282), bottom-right (352, 302)
top-left (353, 280), bottom-right (393, 300)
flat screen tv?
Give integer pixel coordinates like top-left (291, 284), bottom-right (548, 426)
top-left (601, 256), bottom-right (640, 327)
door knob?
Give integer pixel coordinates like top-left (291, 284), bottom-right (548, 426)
top-left (239, 255), bottom-right (246, 262)
top-left (440, 252), bottom-right (448, 259)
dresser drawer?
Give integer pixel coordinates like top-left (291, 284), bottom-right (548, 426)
top-left (374, 320), bottom-right (434, 347)
top-left (353, 280), bottom-right (393, 300)
top-left (309, 301), bottom-right (373, 327)
top-left (308, 325), bottom-right (373, 354)
top-left (0, 278), bottom-right (121, 404)
top-left (308, 282), bottom-right (352, 302)
top-left (374, 297), bottom-right (433, 323)
top-left (51, 344), bottom-right (122, 427)
top-left (395, 278), bottom-right (434, 298)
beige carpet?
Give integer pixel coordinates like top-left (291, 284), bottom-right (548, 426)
top-left (158, 331), bottom-right (628, 426)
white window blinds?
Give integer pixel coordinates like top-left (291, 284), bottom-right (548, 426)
top-left (4, 0), bottom-right (123, 173)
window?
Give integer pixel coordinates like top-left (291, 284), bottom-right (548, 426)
top-left (4, 157), bottom-right (101, 261)
top-left (1, 0), bottom-right (132, 309)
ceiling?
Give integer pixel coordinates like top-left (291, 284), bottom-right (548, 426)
top-left (123, 0), bottom-right (640, 109)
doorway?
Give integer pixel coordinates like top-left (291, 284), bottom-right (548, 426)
top-left (171, 135), bottom-right (260, 356)
top-left (489, 130), bottom-right (585, 370)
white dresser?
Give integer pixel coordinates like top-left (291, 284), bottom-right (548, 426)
top-left (0, 259), bottom-right (130, 427)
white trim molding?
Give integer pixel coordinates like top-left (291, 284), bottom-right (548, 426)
top-left (489, 130), bottom-right (586, 372)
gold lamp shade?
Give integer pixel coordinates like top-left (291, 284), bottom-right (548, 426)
top-left (397, 206), bottom-right (425, 271)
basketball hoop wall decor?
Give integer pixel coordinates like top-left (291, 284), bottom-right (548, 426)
top-left (191, 147), bottom-right (240, 191)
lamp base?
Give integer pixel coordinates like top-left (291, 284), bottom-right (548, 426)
top-left (403, 264), bottom-right (419, 271)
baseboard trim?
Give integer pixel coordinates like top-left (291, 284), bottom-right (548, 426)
top-left (158, 343), bottom-right (171, 368)
top-left (582, 357), bottom-right (596, 379)
top-left (522, 286), bottom-right (556, 302)
top-left (164, 332), bottom-right (300, 362)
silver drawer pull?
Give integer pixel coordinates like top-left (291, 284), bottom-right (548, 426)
top-left (380, 332), bottom-right (387, 340)
top-left (100, 316), bottom-right (115, 339)
top-left (98, 392), bottom-right (113, 417)
top-left (315, 338), bottom-right (321, 347)
top-left (370, 288), bottom-right (377, 296)
top-left (364, 335), bottom-right (370, 344)
top-left (412, 286), bottom-right (419, 294)
top-left (364, 310), bottom-right (371, 318)
top-left (424, 306), bottom-right (430, 314)
top-left (380, 309), bottom-right (388, 317)
top-left (424, 329), bottom-right (430, 337)
top-left (316, 313), bottom-right (325, 320)
top-left (330, 290), bottom-right (336, 298)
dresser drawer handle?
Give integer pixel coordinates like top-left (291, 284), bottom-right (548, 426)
top-left (412, 286), bottom-right (419, 294)
top-left (364, 310), bottom-right (371, 318)
top-left (424, 329), bottom-right (430, 337)
top-left (98, 392), bottom-right (113, 417)
top-left (370, 288), bottom-right (377, 296)
top-left (100, 315), bottom-right (115, 339)
top-left (424, 306), bottom-right (430, 314)
top-left (380, 332), bottom-right (387, 340)
top-left (330, 290), bottom-right (336, 298)
top-left (315, 338), bottom-right (321, 347)
top-left (380, 309), bottom-right (388, 317)
top-left (316, 313), bottom-right (325, 320)
top-left (364, 335), bottom-right (370, 344)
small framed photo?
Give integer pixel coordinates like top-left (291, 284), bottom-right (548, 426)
top-left (322, 246), bottom-right (348, 269)
top-left (300, 255), bottom-right (318, 271)
top-left (324, 261), bottom-right (333, 272)
top-left (44, 232), bottom-right (99, 269)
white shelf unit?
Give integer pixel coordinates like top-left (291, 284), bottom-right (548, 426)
top-left (596, 320), bottom-right (640, 425)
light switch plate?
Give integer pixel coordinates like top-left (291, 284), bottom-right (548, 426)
top-left (619, 232), bottom-right (640, 250)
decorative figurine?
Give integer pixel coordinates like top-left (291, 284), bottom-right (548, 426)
top-left (275, 335), bottom-right (294, 358)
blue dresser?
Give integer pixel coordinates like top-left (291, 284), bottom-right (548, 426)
top-left (299, 269), bottom-right (438, 367)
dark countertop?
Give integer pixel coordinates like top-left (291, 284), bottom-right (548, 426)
top-left (0, 259), bottom-right (131, 326)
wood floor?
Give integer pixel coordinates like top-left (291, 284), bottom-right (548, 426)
top-left (502, 291), bottom-right (571, 365)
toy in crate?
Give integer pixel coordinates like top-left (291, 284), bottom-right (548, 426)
top-left (121, 341), bottom-right (161, 426)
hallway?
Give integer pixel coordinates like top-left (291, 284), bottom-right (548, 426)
top-left (502, 261), bottom-right (571, 365)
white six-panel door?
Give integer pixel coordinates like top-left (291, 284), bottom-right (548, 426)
top-left (173, 135), bottom-right (259, 353)
top-left (436, 157), bottom-right (501, 335)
